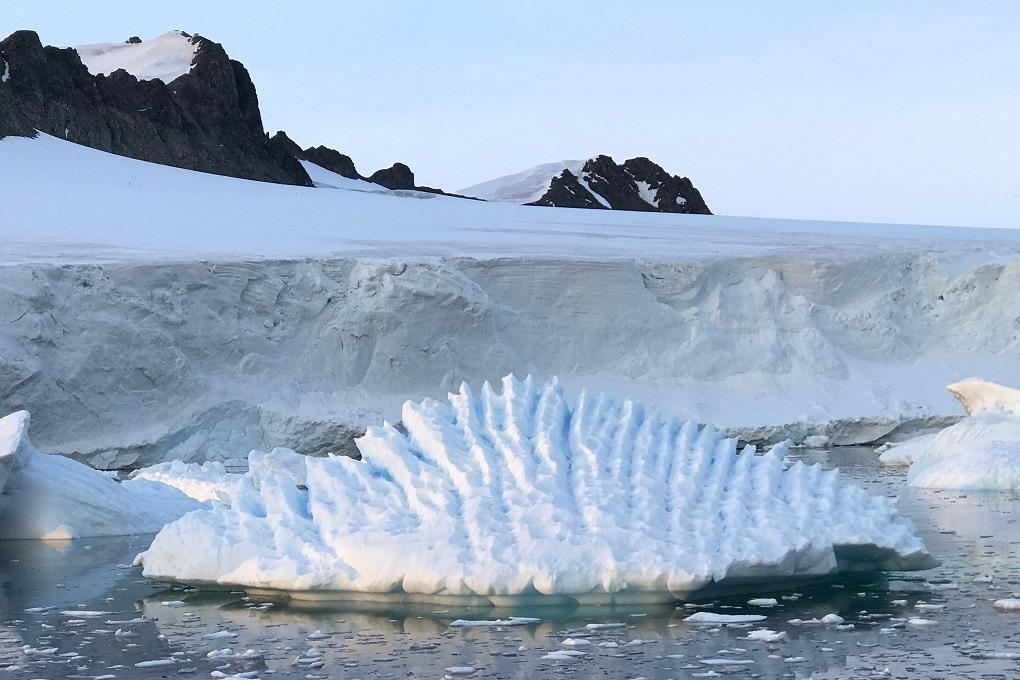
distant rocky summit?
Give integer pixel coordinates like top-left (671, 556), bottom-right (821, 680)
top-left (460, 155), bottom-right (711, 214)
top-left (0, 30), bottom-right (310, 186)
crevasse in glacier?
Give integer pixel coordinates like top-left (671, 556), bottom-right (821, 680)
top-left (137, 375), bottom-right (934, 604)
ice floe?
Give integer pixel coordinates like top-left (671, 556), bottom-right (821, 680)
top-left (881, 379), bottom-right (1020, 490)
top-left (137, 375), bottom-right (933, 603)
top-left (0, 411), bottom-right (200, 539)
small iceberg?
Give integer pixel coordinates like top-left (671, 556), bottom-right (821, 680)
top-left (881, 379), bottom-right (1020, 490)
top-left (0, 411), bottom-right (200, 539)
top-left (136, 375), bottom-right (934, 604)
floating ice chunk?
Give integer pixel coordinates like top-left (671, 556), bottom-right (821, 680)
top-left (444, 667), bottom-right (478, 676)
top-left (820, 613), bottom-right (845, 624)
top-left (0, 411), bottom-right (201, 539)
top-left (137, 376), bottom-right (934, 603)
top-left (743, 628), bottom-right (787, 642)
top-left (203, 630), bottom-right (238, 639)
top-left (885, 382), bottom-right (1020, 489)
top-left (585, 622), bottom-right (628, 630)
top-left (747, 598), bottom-right (778, 607)
top-left (450, 617), bottom-right (541, 627)
top-left (541, 649), bottom-right (587, 660)
top-left (684, 613), bottom-right (767, 624)
top-left (134, 658), bottom-right (176, 667)
top-left (907, 617), bottom-right (936, 626)
top-left (561, 638), bottom-right (591, 646)
top-left (993, 598), bottom-right (1020, 611)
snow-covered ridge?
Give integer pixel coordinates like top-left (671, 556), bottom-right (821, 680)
top-left (136, 375), bottom-right (933, 603)
top-left (458, 160), bottom-right (584, 203)
top-left (73, 31), bottom-right (198, 83)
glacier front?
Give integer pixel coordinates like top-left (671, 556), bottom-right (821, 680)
top-left (137, 375), bottom-right (934, 604)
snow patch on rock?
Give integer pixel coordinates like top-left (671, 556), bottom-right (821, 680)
top-left (457, 160), bottom-right (584, 203)
top-left (73, 31), bottom-right (198, 83)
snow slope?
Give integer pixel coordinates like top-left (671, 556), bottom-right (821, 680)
top-left (299, 160), bottom-right (388, 192)
top-left (73, 31), bottom-right (198, 83)
top-left (457, 160), bottom-right (584, 203)
top-left (0, 411), bottom-right (200, 539)
top-left (2, 133), bottom-right (1019, 263)
top-left (881, 380), bottom-right (1020, 490)
top-left (2, 134), bottom-right (1020, 466)
top-left (136, 375), bottom-right (933, 603)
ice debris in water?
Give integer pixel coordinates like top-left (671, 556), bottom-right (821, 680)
top-left (137, 375), bottom-right (934, 604)
top-left (0, 411), bottom-right (201, 539)
top-left (993, 598), bottom-right (1020, 611)
top-left (684, 613), bottom-right (767, 624)
top-left (881, 379), bottom-right (1020, 490)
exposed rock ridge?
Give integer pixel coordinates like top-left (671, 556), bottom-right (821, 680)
top-left (0, 30), bottom-right (310, 185)
top-left (529, 154), bottom-right (711, 214)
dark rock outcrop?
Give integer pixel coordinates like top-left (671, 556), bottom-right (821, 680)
top-left (368, 162), bottom-right (415, 191)
top-left (535, 169), bottom-right (610, 210)
top-left (267, 130), bottom-right (303, 158)
top-left (276, 132), bottom-right (476, 197)
top-left (0, 30), bottom-right (311, 186)
top-left (529, 155), bottom-right (711, 214)
top-left (302, 144), bottom-right (359, 179)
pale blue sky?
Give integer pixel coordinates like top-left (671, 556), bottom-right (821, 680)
top-left (5, 1), bottom-right (1019, 227)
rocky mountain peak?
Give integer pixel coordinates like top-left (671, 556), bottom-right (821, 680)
top-left (527, 154), bottom-right (711, 214)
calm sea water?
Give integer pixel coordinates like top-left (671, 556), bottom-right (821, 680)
top-left (2, 447), bottom-right (1020, 679)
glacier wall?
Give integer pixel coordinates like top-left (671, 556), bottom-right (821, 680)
top-left (1, 252), bottom-right (1019, 468)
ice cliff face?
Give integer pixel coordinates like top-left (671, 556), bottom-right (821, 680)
top-left (136, 375), bottom-right (933, 603)
top-left (2, 253), bottom-right (1020, 469)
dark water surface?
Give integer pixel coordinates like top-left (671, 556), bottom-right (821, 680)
top-left (2, 447), bottom-right (1020, 679)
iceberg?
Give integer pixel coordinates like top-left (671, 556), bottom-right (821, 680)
top-left (0, 411), bottom-right (200, 539)
top-left (880, 379), bottom-right (1020, 490)
top-left (137, 375), bottom-right (933, 604)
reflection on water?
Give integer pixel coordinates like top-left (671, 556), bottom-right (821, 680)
top-left (1, 447), bottom-right (1020, 678)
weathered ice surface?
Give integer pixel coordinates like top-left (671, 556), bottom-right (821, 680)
top-left (881, 380), bottom-right (1020, 490)
top-left (136, 375), bottom-right (933, 603)
top-left (3, 253), bottom-right (1020, 468)
top-left (0, 411), bottom-right (199, 539)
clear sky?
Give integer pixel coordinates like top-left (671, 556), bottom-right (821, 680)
top-left (4, 1), bottom-right (1019, 227)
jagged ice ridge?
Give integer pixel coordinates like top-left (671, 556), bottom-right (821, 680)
top-left (137, 375), bottom-right (934, 604)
